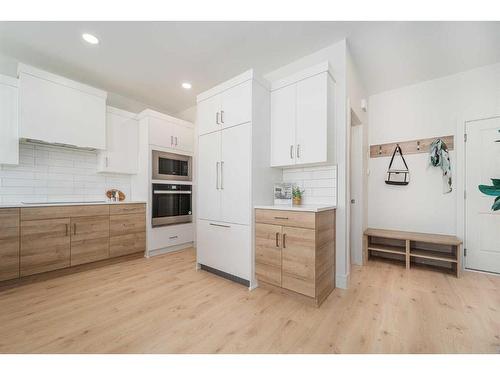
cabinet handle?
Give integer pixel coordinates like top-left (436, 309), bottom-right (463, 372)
top-left (297, 144), bottom-right (300, 158)
top-left (175, 137), bottom-right (178, 146)
top-left (73, 223), bottom-right (77, 235)
top-left (290, 145), bottom-right (294, 159)
top-left (210, 223), bottom-right (230, 228)
top-left (283, 233), bottom-right (286, 249)
top-left (216, 162), bottom-right (220, 189)
top-left (171, 136), bottom-right (174, 146)
top-left (220, 110), bottom-right (224, 124)
top-left (216, 112), bottom-right (220, 125)
top-left (65, 224), bottom-right (69, 236)
top-left (169, 235), bottom-right (178, 239)
top-left (220, 161), bottom-right (224, 190)
top-left (274, 216), bottom-right (288, 220)
top-left (275, 232), bottom-right (280, 247)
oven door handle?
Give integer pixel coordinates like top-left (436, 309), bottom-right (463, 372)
top-left (153, 191), bottom-right (192, 194)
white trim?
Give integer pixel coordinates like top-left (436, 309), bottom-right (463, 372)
top-left (460, 114), bottom-right (500, 272)
top-left (17, 63), bottom-right (107, 98)
top-left (196, 69), bottom-right (254, 102)
top-left (106, 105), bottom-right (138, 119)
top-left (0, 74), bottom-right (18, 87)
top-left (137, 108), bottom-right (194, 128)
top-left (271, 61), bottom-right (336, 91)
top-left (335, 273), bottom-right (349, 290)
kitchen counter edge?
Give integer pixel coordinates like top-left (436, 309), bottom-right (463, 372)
top-left (0, 201), bottom-right (147, 209)
top-left (254, 205), bottom-right (336, 213)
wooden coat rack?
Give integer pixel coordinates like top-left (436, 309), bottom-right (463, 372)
top-left (370, 135), bottom-right (454, 158)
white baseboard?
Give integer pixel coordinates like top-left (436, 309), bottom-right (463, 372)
top-left (148, 242), bottom-right (194, 257)
top-left (336, 273), bottom-right (350, 289)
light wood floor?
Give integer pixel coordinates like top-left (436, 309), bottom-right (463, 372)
top-left (0, 248), bottom-right (499, 354)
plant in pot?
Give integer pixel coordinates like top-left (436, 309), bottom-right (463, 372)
top-left (479, 179), bottom-right (500, 211)
top-left (292, 186), bottom-right (304, 205)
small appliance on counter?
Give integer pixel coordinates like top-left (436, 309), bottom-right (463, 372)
top-left (152, 183), bottom-right (192, 227)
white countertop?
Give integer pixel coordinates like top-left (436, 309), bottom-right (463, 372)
top-left (254, 204), bottom-right (336, 213)
top-left (0, 201), bottom-right (146, 209)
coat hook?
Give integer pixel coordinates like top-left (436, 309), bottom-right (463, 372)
top-left (417, 141), bottom-right (420, 151)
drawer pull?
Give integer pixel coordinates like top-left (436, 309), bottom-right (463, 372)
top-left (65, 224), bottom-right (69, 236)
top-left (209, 223), bottom-right (230, 228)
top-left (275, 232), bottom-right (279, 247)
top-left (283, 233), bottom-right (286, 249)
top-left (169, 235), bottom-right (178, 239)
top-left (274, 216), bottom-right (288, 220)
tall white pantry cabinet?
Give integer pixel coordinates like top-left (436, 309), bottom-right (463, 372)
top-left (196, 70), bottom-right (280, 287)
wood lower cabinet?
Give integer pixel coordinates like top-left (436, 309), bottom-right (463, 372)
top-left (20, 218), bottom-right (71, 277)
top-left (0, 203), bottom-right (146, 283)
top-left (110, 213), bottom-right (146, 257)
top-left (0, 208), bottom-right (20, 281)
top-left (255, 208), bottom-right (335, 307)
top-left (70, 215), bottom-right (110, 266)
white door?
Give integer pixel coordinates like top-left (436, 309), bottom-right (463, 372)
top-left (296, 72), bottom-right (328, 165)
top-left (197, 131), bottom-right (222, 221)
top-left (172, 124), bottom-right (194, 153)
top-left (350, 124), bottom-right (364, 265)
top-left (220, 123), bottom-right (251, 225)
top-left (465, 117), bottom-right (500, 274)
top-left (270, 84), bottom-right (296, 167)
top-left (220, 80), bottom-right (252, 129)
top-left (0, 76), bottom-right (18, 165)
top-left (197, 94), bottom-right (221, 136)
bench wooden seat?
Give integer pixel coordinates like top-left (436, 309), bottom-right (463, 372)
top-left (363, 228), bottom-right (462, 277)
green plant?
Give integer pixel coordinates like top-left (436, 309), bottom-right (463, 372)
top-left (292, 186), bottom-right (304, 199)
top-left (478, 179), bottom-right (500, 211)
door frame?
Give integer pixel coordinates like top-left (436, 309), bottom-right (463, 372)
top-left (457, 114), bottom-right (500, 273)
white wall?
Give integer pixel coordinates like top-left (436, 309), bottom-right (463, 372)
top-left (0, 142), bottom-right (131, 204)
top-left (368, 62), bottom-right (500, 236)
top-left (264, 40), bottom-right (350, 288)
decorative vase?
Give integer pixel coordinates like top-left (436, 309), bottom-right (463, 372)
top-left (293, 197), bottom-right (302, 205)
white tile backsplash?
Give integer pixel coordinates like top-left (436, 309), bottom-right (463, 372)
top-left (0, 143), bottom-right (132, 204)
top-left (282, 165), bottom-right (337, 205)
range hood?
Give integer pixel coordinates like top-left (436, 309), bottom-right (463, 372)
top-left (21, 138), bottom-right (98, 151)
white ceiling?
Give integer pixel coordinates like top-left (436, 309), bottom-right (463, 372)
top-left (1, 21), bottom-right (499, 114)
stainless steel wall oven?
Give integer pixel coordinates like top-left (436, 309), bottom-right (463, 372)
top-left (152, 183), bottom-right (192, 227)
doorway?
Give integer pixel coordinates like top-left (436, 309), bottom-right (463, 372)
top-left (465, 116), bottom-right (500, 274)
top-left (350, 109), bottom-right (364, 266)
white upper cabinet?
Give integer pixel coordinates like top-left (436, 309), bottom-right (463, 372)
top-left (270, 62), bottom-right (335, 167)
top-left (18, 64), bottom-right (107, 149)
top-left (97, 107), bottom-right (139, 175)
top-left (197, 78), bottom-right (252, 136)
top-left (141, 109), bottom-right (194, 152)
top-left (0, 75), bottom-right (19, 165)
top-left (197, 130), bottom-right (222, 222)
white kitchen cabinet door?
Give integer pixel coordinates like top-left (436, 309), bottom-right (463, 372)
top-left (220, 80), bottom-right (252, 129)
top-left (172, 124), bottom-right (194, 153)
top-left (148, 116), bottom-right (176, 149)
top-left (220, 123), bottom-right (251, 225)
top-left (0, 76), bottom-right (18, 165)
top-left (197, 219), bottom-right (251, 281)
top-left (18, 69), bottom-right (106, 149)
top-left (270, 84), bottom-right (296, 167)
top-left (98, 108), bottom-right (138, 174)
top-left (295, 73), bottom-right (328, 165)
top-left (197, 131), bottom-right (222, 222)
top-left (197, 94), bottom-right (221, 136)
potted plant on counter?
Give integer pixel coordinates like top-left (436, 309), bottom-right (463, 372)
top-left (292, 186), bottom-right (304, 206)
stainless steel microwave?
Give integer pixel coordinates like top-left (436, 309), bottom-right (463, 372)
top-left (152, 150), bottom-right (192, 181)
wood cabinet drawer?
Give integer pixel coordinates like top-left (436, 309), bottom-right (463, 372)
top-left (109, 213), bottom-right (146, 257)
top-left (110, 213), bottom-right (145, 236)
top-left (255, 209), bottom-right (315, 229)
top-left (0, 208), bottom-right (20, 281)
top-left (21, 205), bottom-right (109, 221)
top-left (109, 203), bottom-right (146, 215)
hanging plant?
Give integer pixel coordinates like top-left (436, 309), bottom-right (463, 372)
top-left (479, 179), bottom-right (500, 211)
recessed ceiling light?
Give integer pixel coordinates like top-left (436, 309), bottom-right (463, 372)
top-left (182, 82), bottom-right (192, 89)
top-left (82, 33), bottom-right (99, 45)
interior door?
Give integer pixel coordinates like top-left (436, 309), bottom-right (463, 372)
top-left (197, 131), bottom-right (222, 222)
top-left (296, 72), bottom-right (328, 165)
top-left (70, 215), bottom-right (110, 266)
top-left (20, 218), bottom-right (71, 276)
top-left (220, 123), bottom-right (251, 225)
top-left (281, 226), bottom-right (315, 297)
top-left (270, 84), bottom-right (296, 167)
top-left (220, 80), bottom-right (252, 129)
top-left (197, 94), bottom-right (221, 136)
top-left (465, 117), bottom-right (500, 274)
top-left (255, 223), bottom-right (282, 286)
